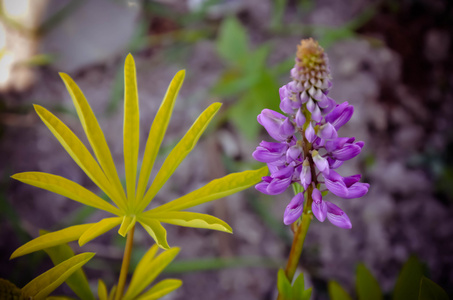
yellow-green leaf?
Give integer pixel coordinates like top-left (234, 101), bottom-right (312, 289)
top-left (137, 279), bottom-right (182, 300)
top-left (122, 244), bottom-right (159, 299)
top-left (109, 285), bottom-right (117, 300)
top-left (79, 217), bottom-right (122, 246)
top-left (59, 73), bottom-right (126, 207)
top-left (11, 224), bottom-right (93, 259)
top-left (98, 279), bottom-right (108, 300)
top-left (12, 172), bottom-right (120, 215)
top-left (124, 247), bottom-right (180, 300)
top-left (329, 280), bottom-right (353, 300)
top-left (151, 167), bottom-right (268, 213)
top-left (143, 211), bottom-right (232, 233)
top-left (118, 215), bottom-right (137, 237)
top-left (136, 70), bottom-right (185, 202)
top-left (33, 105), bottom-right (125, 211)
top-left (123, 54), bottom-right (140, 202)
top-left (21, 252), bottom-right (95, 300)
top-left (41, 230), bottom-right (94, 300)
top-left (138, 220), bottom-right (170, 250)
top-left (139, 102), bottom-right (222, 211)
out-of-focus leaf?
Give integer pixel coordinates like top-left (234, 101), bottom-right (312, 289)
top-left (21, 252), bottom-right (94, 300)
top-left (216, 17), bottom-right (249, 64)
top-left (277, 269), bottom-right (292, 299)
top-left (11, 172), bottom-right (120, 215)
top-left (98, 279), bottom-right (108, 300)
top-left (356, 263), bottom-right (382, 300)
top-left (151, 167), bottom-right (268, 212)
top-left (118, 215), bottom-right (136, 237)
top-left (123, 54), bottom-right (140, 202)
top-left (302, 288), bottom-right (312, 300)
top-left (33, 105), bottom-right (124, 210)
top-left (59, 73), bottom-right (126, 207)
top-left (109, 285), bottom-right (117, 300)
top-left (41, 231), bottom-right (94, 300)
top-left (211, 69), bottom-right (257, 98)
top-left (328, 280), bottom-right (353, 300)
top-left (143, 211), bottom-right (232, 233)
top-left (137, 279), bottom-right (182, 300)
top-left (139, 220), bottom-right (170, 250)
top-left (124, 247), bottom-right (180, 299)
top-left (136, 70), bottom-right (185, 201)
top-left (393, 256), bottom-right (424, 300)
top-left (140, 103), bottom-right (222, 211)
top-left (79, 217), bottom-right (122, 246)
top-left (418, 276), bottom-right (449, 300)
top-left (0, 278), bottom-right (21, 299)
top-left (11, 224), bottom-right (93, 259)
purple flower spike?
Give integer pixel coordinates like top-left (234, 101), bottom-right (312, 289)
top-left (312, 188), bottom-right (327, 222)
top-left (305, 122), bottom-right (316, 143)
top-left (325, 102), bottom-right (354, 130)
top-left (284, 193), bottom-right (304, 225)
top-left (300, 159), bottom-right (312, 190)
top-left (325, 201), bottom-right (352, 229)
top-left (319, 123), bottom-right (338, 140)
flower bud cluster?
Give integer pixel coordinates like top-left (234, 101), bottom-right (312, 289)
top-left (253, 38), bottom-right (369, 229)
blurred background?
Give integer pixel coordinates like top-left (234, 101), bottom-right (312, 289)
top-left (0, 0), bottom-right (452, 299)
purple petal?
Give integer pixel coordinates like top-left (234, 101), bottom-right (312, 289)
top-left (326, 201), bottom-right (352, 229)
top-left (305, 122), bottom-right (316, 143)
top-left (257, 109), bottom-right (286, 142)
top-left (312, 199), bottom-right (327, 222)
top-left (300, 90), bottom-right (309, 103)
top-left (331, 144), bottom-right (362, 161)
top-left (283, 193), bottom-right (304, 225)
top-left (343, 174), bottom-right (361, 187)
top-left (267, 177), bottom-right (292, 194)
top-left (312, 188), bottom-right (322, 203)
top-left (280, 98), bottom-right (294, 114)
top-left (318, 123), bottom-right (338, 140)
top-left (311, 104), bottom-right (322, 122)
top-left (325, 137), bottom-right (351, 152)
top-left (312, 150), bottom-right (329, 174)
top-left (306, 98), bottom-right (315, 113)
top-left (324, 175), bottom-right (349, 197)
top-left (321, 96), bottom-right (336, 115)
top-left (343, 182), bottom-right (370, 199)
top-left (296, 108), bottom-right (306, 127)
top-left (259, 140), bottom-right (288, 152)
top-left (300, 159), bottom-right (312, 190)
top-left (286, 145), bottom-right (302, 163)
top-left (327, 157), bottom-right (343, 169)
top-left (271, 164), bottom-right (294, 179)
top-left (325, 102), bottom-right (354, 130)
top-left (252, 147), bottom-right (284, 163)
top-left (279, 118), bottom-right (295, 137)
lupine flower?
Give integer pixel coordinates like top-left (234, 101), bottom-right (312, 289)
top-left (253, 38), bottom-right (370, 229)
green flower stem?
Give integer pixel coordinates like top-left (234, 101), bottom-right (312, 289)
top-left (115, 225), bottom-right (135, 300)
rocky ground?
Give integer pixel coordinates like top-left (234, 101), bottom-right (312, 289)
top-left (1, 0), bottom-right (452, 299)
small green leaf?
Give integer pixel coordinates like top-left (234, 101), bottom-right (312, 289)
top-left (42, 231), bottom-right (94, 300)
top-left (123, 54), bottom-right (140, 202)
top-left (118, 215), bottom-right (137, 237)
top-left (137, 279), bottom-right (182, 300)
top-left (98, 279), bottom-right (108, 300)
top-left (139, 220), bottom-right (170, 250)
top-left (418, 277), bottom-right (449, 300)
top-left (302, 288), bottom-right (312, 300)
top-left (216, 17), bottom-right (249, 64)
top-left (277, 269), bottom-right (292, 300)
top-left (136, 70), bottom-right (185, 202)
top-left (142, 211), bottom-right (232, 233)
top-left (292, 272), bottom-right (305, 300)
top-left (356, 263), bottom-right (382, 300)
top-left (124, 247), bottom-right (180, 299)
top-left (21, 252), bottom-right (95, 300)
top-left (59, 73), bottom-right (127, 208)
top-left (140, 103), bottom-right (222, 211)
top-left (151, 167), bottom-right (268, 212)
top-left (79, 217), bottom-right (122, 246)
top-left (393, 256), bottom-right (424, 300)
top-left (11, 172), bottom-right (120, 215)
top-left (11, 224), bottom-right (93, 259)
top-left (328, 281), bottom-right (353, 300)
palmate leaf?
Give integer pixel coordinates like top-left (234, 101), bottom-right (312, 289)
top-left (33, 105), bottom-right (125, 210)
top-left (41, 231), bottom-right (95, 300)
top-left (139, 219), bottom-right (170, 250)
top-left (21, 252), bottom-right (94, 300)
top-left (123, 54), bottom-right (140, 203)
top-left (60, 73), bottom-right (126, 208)
top-left (137, 279), bottom-right (182, 300)
top-left (136, 69), bottom-right (185, 201)
top-left (143, 211), bottom-right (232, 233)
top-left (11, 172), bottom-right (120, 215)
top-left (151, 167), bottom-right (268, 212)
top-left (124, 245), bottom-right (180, 300)
top-left (138, 102), bottom-right (222, 212)
top-left (11, 224), bottom-right (93, 259)
top-left (118, 215), bottom-right (137, 237)
top-left (79, 217), bottom-right (122, 246)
